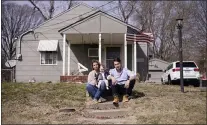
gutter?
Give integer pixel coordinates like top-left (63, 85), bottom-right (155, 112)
top-left (16, 29), bottom-right (34, 61)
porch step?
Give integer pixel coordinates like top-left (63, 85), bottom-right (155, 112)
top-left (86, 101), bottom-right (131, 110)
top-left (85, 108), bottom-right (131, 118)
top-left (77, 117), bottom-right (137, 124)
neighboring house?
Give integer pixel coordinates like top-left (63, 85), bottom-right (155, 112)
top-left (15, 3), bottom-right (152, 83)
top-left (148, 58), bottom-right (170, 83)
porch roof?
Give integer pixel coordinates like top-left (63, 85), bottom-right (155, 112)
top-left (58, 10), bottom-right (141, 34)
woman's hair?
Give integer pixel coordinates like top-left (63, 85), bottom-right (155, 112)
top-left (91, 60), bottom-right (100, 70)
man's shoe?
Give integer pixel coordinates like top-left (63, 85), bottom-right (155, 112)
top-left (113, 96), bottom-right (119, 104)
top-left (122, 95), bottom-right (129, 102)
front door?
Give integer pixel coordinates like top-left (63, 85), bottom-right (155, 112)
top-left (106, 47), bottom-right (120, 69)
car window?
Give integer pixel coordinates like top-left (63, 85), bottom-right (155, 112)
top-left (166, 64), bottom-right (173, 70)
top-left (176, 62), bottom-right (197, 67)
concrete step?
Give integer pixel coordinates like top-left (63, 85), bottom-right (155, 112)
top-left (85, 108), bottom-right (131, 118)
top-left (86, 101), bottom-right (132, 110)
top-left (77, 116), bottom-right (137, 124)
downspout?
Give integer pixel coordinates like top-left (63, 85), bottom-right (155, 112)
top-left (17, 29), bottom-right (34, 61)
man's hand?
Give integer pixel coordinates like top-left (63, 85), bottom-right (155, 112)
top-left (124, 80), bottom-right (130, 88)
top-left (111, 76), bottom-right (117, 85)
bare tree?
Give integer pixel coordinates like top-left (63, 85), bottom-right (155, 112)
top-left (132, 1), bottom-right (200, 62)
top-left (1, 3), bottom-right (43, 66)
top-left (107, 0), bottom-right (136, 24)
top-left (28, 0), bottom-right (79, 21)
top-left (189, 1), bottom-right (207, 73)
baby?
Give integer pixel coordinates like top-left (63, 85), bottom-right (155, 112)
top-left (97, 65), bottom-right (111, 90)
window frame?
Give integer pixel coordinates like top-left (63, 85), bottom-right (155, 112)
top-left (40, 51), bottom-right (58, 65)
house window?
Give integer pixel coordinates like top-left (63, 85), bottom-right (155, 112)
top-left (88, 48), bottom-right (98, 57)
top-left (41, 51), bottom-right (57, 65)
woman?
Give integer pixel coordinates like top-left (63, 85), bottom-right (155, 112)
top-left (86, 60), bottom-right (106, 103)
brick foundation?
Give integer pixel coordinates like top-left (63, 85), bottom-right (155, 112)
top-left (60, 75), bottom-right (88, 83)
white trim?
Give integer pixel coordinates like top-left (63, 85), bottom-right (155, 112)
top-left (63, 34), bottom-right (66, 75)
top-left (99, 33), bottom-right (101, 63)
top-left (124, 33), bottom-right (127, 68)
top-left (78, 63), bottom-right (88, 72)
top-left (68, 41), bottom-right (70, 75)
top-left (88, 48), bottom-right (99, 57)
top-left (134, 35), bottom-right (137, 73)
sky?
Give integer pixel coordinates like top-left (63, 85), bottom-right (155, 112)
top-left (8, 1), bottom-right (116, 17)
top-left (6, 1), bottom-right (135, 26)
top-left (8, 1), bottom-right (108, 8)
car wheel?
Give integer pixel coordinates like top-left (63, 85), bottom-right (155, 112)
top-left (168, 76), bottom-right (172, 85)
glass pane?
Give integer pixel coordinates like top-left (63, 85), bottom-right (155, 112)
top-left (41, 52), bottom-right (45, 64)
top-left (176, 62), bottom-right (197, 67)
top-left (45, 59), bottom-right (49, 64)
top-left (48, 59), bottom-right (52, 64)
top-left (53, 59), bottom-right (56, 64)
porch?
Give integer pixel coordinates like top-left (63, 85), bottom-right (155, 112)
top-left (58, 10), bottom-right (150, 82)
top-left (60, 33), bottom-right (141, 83)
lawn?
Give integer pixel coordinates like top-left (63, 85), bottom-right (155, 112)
top-left (2, 82), bottom-right (86, 124)
top-left (1, 82), bottom-right (206, 124)
top-left (133, 83), bottom-right (206, 124)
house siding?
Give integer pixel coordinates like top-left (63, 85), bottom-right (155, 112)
top-left (16, 39), bottom-right (65, 83)
top-left (62, 13), bottom-right (127, 34)
top-left (22, 4), bottom-right (96, 40)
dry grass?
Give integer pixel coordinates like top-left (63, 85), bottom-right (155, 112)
top-left (133, 83), bottom-right (207, 124)
top-left (1, 82), bottom-right (206, 124)
top-left (2, 82), bottom-right (86, 124)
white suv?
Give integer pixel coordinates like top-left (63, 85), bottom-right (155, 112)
top-left (161, 61), bottom-right (200, 86)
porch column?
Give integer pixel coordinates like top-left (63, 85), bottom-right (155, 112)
top-left (63, 34), bottom-right (66, 75)
top-left (134, 34), bottom-right (137, 73)
top-left (99, 33), bottom-right (101, 63)
top-left (124, 33), bottom-right (127, 68)
top-left (68, 40), bottom-right (70, 75)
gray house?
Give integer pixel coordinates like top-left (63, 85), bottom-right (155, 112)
top-left (15, 3), bottom-right (152, 83)
top-left (148, 58), bottom-right (170, 83)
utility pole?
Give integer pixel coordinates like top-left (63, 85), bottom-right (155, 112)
top-left (176, 18), bottom-right (184, 93)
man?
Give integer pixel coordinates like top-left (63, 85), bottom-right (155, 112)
top-left (109, 58), bottom-right (136, 104)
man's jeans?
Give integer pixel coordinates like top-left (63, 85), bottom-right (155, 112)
top-left (127, 79), bottom-right (135, 96)
top-left (86, 81), bottom-right (106, 100)
top-left (111, 79), bottom-right (136, 97)
top-left (111, 84), bottom-right (127, 97)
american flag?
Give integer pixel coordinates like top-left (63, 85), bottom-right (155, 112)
top-left (126, 32), bottom-right (154, 43)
